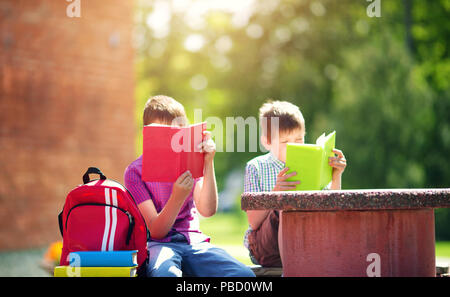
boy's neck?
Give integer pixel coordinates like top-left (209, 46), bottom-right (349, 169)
top-left (269, 151), bottom-right (285, 165)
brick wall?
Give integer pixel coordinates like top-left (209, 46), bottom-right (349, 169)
top-left (0, 0), bottom-right (136, 250)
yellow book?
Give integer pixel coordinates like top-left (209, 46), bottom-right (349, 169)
top-left (54, 266), bottom-right (137, 277)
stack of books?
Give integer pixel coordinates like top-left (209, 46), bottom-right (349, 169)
top-left (54, 250), bottom-right (138, 277)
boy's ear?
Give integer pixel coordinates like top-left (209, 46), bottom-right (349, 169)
top-left (260, 135), bottom-right (271, 151)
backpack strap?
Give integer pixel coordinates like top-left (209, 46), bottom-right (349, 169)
top-left (58, 211), bottom-right (63, 236)
top-left (82, 167), bottom-right (107, 184)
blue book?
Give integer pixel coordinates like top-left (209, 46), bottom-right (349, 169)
top-left (68, 250), bottom-right (138, 267)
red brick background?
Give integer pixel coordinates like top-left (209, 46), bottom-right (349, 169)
top-left (0, 0), bottom-right (136, 250)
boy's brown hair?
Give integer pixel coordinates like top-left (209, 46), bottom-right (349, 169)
top-left (143, 95), bottom-right (188, 126)
top-left (259, 100), bottom-right (305, 143)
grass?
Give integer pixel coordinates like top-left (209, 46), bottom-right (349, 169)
top-left (199, 210), bottom-right (253, 265)
top-left (0, 248), bottom-right (49, 277)
top-left (436, 241), bottom-right (450, 258)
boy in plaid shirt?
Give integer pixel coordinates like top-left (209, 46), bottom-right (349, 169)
top-left (243, 100), bottom-right (347, 267)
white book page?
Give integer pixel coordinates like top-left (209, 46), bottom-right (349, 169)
top-left (315, 132), bottom-right (326, 146)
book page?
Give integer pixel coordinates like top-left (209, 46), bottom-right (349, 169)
top-left (319, 131), bottom-right (336, 189)
top-left (315, 132), bottom-right (326, 146)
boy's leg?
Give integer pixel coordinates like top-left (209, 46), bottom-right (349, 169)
top-left (248, 210), bottom-right (282, 267)
top-left (147, 241), bottom-right (183, 277)
top-left (181, 242), bottom-right (255, 277)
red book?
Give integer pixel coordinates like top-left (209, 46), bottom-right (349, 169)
top-left (142, 122), bottom-right (206, 182)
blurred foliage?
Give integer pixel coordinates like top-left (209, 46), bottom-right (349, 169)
top-left (133, 0), bottom-right (450, 238)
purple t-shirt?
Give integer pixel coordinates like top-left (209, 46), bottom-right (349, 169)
top-left (124, 155), bottom-right (209, 244)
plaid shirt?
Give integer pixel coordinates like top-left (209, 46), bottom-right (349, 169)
top-left (124, 155), bottom-right (210, 244)
top-left (244, 152), bottom-right (285, 193)
top-left (242, 152), bottom-right (332, 249)
top-left (243, 152), bottom-right (284, 249)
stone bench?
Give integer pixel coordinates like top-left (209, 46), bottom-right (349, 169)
top-left (242, 188), bottom-right (450, 277)
top-left (248, 265), bottom-right (283, 277)
top-left (249, 264), bottom-right (448, 277)
top-left (436, 260), bottom-right (449, 277)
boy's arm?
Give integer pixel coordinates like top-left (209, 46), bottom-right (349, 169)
top-left (246, 166), bottom-right (300, 230)
top-left (329, 148), bottom-right (346, 190)
top-left (125, 167), bottom-right (193, 240)
top-left (193, 165), bottom-right (218, 217)
top-left (193, 131), bottom-right (218, 217)
top-left (244, 163), bottom-right (270, 231)
top-left (247, 211), bottom-right (270, 231)
top-left (137, 186), bottom-right (187, 240)
top-left (193, 161), bottom-right (218, 217)
top-left (330, 176), bottom-right (342, 190)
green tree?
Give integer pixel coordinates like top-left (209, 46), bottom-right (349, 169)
top-left (133, 0), bottom-right (450, 237)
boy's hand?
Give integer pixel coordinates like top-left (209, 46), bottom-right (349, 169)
top-left (329, 148), bottom-right (347, 177)
top-left (172, 171), bottom-right (194, 202)
top-left (198, 131), bottom-right (216, 164)
top-left (272, 167), bottom-right (301, 191)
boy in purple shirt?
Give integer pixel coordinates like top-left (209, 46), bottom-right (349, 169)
top-left (124, 95), bottom-right (254, 277)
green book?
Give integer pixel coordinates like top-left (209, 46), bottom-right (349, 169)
top-left (285, 131), bottom-right (336, 191)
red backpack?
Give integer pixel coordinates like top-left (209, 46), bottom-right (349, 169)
top-left (58, 167), bottom-right (148, 275)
